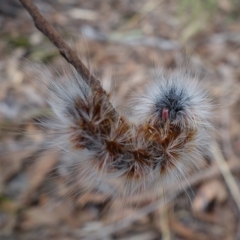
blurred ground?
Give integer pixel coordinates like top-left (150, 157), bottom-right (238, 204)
top-left (0, 0), bottom-right (240, 239)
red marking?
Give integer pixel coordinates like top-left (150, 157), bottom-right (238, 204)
top-left (162, 108), bottom-right (169, 121)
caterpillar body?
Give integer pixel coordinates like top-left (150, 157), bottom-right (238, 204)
top-left (32, 65), bottom-right (213, 198)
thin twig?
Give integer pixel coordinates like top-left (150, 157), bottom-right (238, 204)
top-left (212, 142), bottom-right (240, 212)
top-left (18, 0), bottom-right (117, 114)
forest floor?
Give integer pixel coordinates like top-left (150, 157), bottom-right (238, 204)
top-left (0, 0), bottom-right (240, 239)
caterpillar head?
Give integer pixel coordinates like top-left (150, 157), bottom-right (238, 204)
top-left (155, 85), bottom-right (190, 122)
top-left (129, 70), bottom-right (212, 130)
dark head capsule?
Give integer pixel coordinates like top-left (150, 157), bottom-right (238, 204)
top-left (156, 86), bottom-right (190, 122)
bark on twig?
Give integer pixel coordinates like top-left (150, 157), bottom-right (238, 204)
top-left (18, 0), bottom-right (118, 115)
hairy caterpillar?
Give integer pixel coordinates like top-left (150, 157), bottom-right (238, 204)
top-left (27, 64), bottom-right (213, 199)
top-left (8, 0), bottom-right (213, 202)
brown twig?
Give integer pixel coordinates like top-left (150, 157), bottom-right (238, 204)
top-left (212, 142), bottom-right (240, 211)
top-left (18, 0), bottom-right (117, 114)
